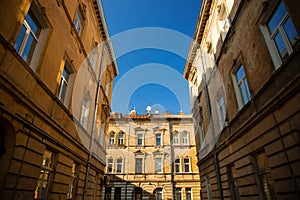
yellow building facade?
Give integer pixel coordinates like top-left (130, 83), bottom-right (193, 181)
top-left (0, 0), bottom-right (118, 199)
top-left (105, 111), bottom-right (201, 200)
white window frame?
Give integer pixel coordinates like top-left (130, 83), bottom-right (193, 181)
top-left (260, 1), bottom-right (299, 69)
top-left (107, 158), bottom-right (113, 173)
top-left (73, 7), bottom-right (84, 36)
top-left (184, 157), bottom-right (191, 173)
top-left (135, 158), bottom-right (143, 174)
top-left (155, 188), bottom-right (163, 200)
top-left (155, 158), bottom-right (163, 173)
top-left (175, 188), bottom-right (182, 200)
top-left (185, 188), bottom-right (192, 200)
top-left (137, 133), bottom-right (143, 146)
top-left (118, 133), bottom-right (124, 145)
top-left (156, 133), bottom-right (162, 146)
top-left (14, 2), bottom-right (49, 71)
top-left (216, 96), bottom-right (226, 130)
top-left (109, 133), bottom-right (115, 145)
top-left (58, 58), bottom-right (74, 107)
top-left (175, 158), bottom-right (181, 173)
top-left (232, 65), bottom-right (251, 110)
top-left (67, 162), bottom-right (78, 200)
top-left (80, 91), bottom-right (91, 130)
top-left (182, 132), bottom-right (189, 145)
top-left (34, 150), bottom-right (55, 199)
top-left (116, 158), bottom-right (123, 173)
top-left (173, 132), bottom-right (179, 145)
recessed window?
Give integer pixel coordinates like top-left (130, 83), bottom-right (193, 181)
top-left (216, 96), bottom-right (226, 130)
top-left (173, 132), bottom-right (179, 145)
top-left (73, 7), bottom-right (85, 36)
top-left (155, 188), bottom-right (163, 200)
top-left (80, 92), bottom-right (91, 130)
top-left (107, 158), bottom-right (113, 173)
top-left (67, 162), bottom-right (79, 200)
top-left (182, 132), bottom-right (188, 145)
top-left (34, 150), bottom-right (55, 199)
top-left (233, 65), bottom-right (251, 109)
top-left (184, 158), bottom-right (191, 173)
top-left (135, 158), bottom-right (143, 174)
top-left (186, 188), bottom-right (192, 200)
top-left (58, 58), bottom-right (74, 107)
top-left (261, 1), bottom-right (299, 68)
top-left (116, 158), bottom-right (123, 173)
top-left (155, 158), bottom-right (162, 173)
top-left (109, 133), bottom-right (115, 145)
top-left (118, 133), bottom-right (124, 145)
top-left (175, 188), bottom-right (182, 200)
top-left (156, 133), bottom-right (162, 146)
top-left (175, 158), bottom-right (181, 173)
top-left (228, 164), bottom-right (239, 200)
top-left (137, 133), bottom-right (143, 146)
top-left (14, 2), bottom-right (48, 70)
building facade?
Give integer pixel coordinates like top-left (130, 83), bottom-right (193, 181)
top-left (184, 0), bottom-right (300, 199)
top-left (0, 0), bottom-right (118, 199)
top-left (105, 111), bottom-right (201, 200)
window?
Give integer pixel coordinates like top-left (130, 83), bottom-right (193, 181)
top-left (15, 11), bottom-right (41, 64)
top-left (118, 133), bottom-right (124, 145)
top-left (80, 92), bottom-right (91, 130)
top-left (114, 187), bottom-right (121, 200)
top-left (184, 158), bottom-right (190, 173)
top-left (67, 162), bottom-right (79, 200)
top-left (261, 1), bottom-right (299, 68)
top-left (34, 150), bottom-right (55, 199)
top-left (173, 132), bottom-right (179, 145)
top-left (234, 65), bottom-right (251, 108)
top-left (116, 158), bottom-right (123, 173)
top-left (137, 133), bottom-right (143, 146)
top-left (14, 2), bottom-right (48, 70)
top-left (175, 158), bottom-right (181, 173)
top-left (205, 176), bottom-right (212, 200)
top-left (186, 188), bottom-right (192, 200)
top-left (73, 5), bottom-right (85, 36)
top-left (182, 132), bottom-right (188, 145)
top-left (109, 133), bottom-right (115, 145)
top-left (135, 158), bottom-right (143, 174)
top-left (135, 187), bottom-right (143, 200)
top-left (199, 124), bottom-right (205, 149)
top-left (155, 158), bottom-right (162, 173)
top-left (156, 133), bottom-right (162, 146)
top-left (227, 164), bottom-right (239, 200)
top-left (253, 151), bottom-right (275, 200)
top-left (58, 59), bottom-right (74, 107)
top-left (107, 158), bottom-right (113, 173)
top-left (175, 188), bottom-right (182, 200)
top-left (216, 96), bottom-right (226, 130)
top-left (155, 188), bottom-right (163, 200)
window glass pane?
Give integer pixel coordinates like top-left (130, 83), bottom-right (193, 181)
top-left (25, 13), bottom-right (40, 36)
top-left (186, 188), bottom-right (192, 200)
top-left (14, 25), bottom-right (26, 51)
top-left (267, 2), bottom-right (286, 34)
top-left (283, 17), bottom-right (299, 46)
top-left (156, 134), bottom-right (161, 145)
top-left (274, 32), bottom-right (287, 59)
top-left (22, 34), bottom-right (35, 62)
top-left (236, 67), bottom-right (244, 82)
top-left (239, 84), bottom-right (247, 105)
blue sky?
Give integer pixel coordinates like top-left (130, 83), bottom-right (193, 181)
top-left (102, 0), bottom-right (202, 115)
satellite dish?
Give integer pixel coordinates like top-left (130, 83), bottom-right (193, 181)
top-left (146, 106), bottom-right (151, 112)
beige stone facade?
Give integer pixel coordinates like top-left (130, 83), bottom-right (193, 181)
top-left (184, 0), bottom-right (300, 199)
top-left (105, 111), bottom-right (201, 200)
top-left (0, 0), bottom-right (118, 199)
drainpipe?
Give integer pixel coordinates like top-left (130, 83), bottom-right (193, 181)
top-left (168, 119), bottom-right (175, 200)
top-left (83, 43), bottom-right (106, 200)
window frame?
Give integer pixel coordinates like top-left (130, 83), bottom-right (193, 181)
top-left (14, 2), bottom-right (49, 71)
top-left (137, 133), bottom-right (143, 146)
top-left (107, 158), bottom-right (113, 173)
top-left (34, 149), bottom-right (55, 199)
top-left (181, 131), bottom-right (189, 145)
top-left (67, 162), bottom-right (79, 200)
top-left (173, 132), bottom-right (179, 145)
top-left (184, 157), bottom-right (191, 173)
top-left (155, 188), bottom-right (163, 200)
top-left (185, 188), bottom-right (192, 200)
top-left (58, 57), bottom-right (74, 108)
top-left (80, 91), bottom-right (91, 130)
top-left (216, 96), bottom-right (226, 130)
top-left (174, 158), bottom-right (181, 173)
top-left (73, 3), bottom-right (86, 37)
top-left (109, 132), bottom-right (115, 145)
top-left (260, 1), bottom-right (299, 69)
top-left (135, 158), bottom-right (143, 174)
top-left (116, 158), bottom-right (123, 173)
top-left (175, 188), bottom-right (182, 200)
top-left (232, 65), bottom-right (251, 110)
top-left (118, 132), bottom-right (124, 145)
top-left (155, 133), bottom-right (162, 146)
top-left (155, 158), bottom-right (163, 173)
